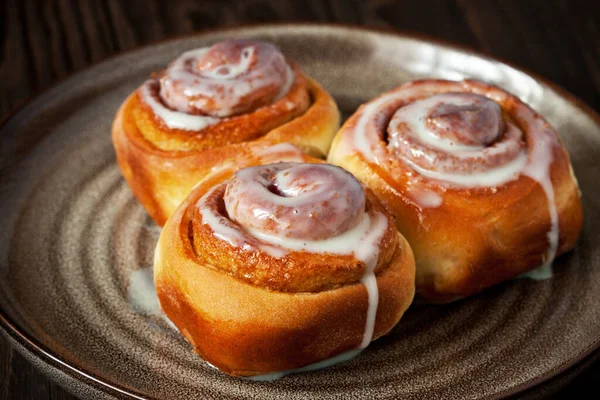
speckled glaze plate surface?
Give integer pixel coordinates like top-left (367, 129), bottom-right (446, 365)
top-left (1, 24), bottom-right (599, 400)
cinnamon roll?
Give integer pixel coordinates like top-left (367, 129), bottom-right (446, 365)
top-left (328, 79), bottom-right (583, 302)
top-left (154, 147), bottom-right (415, 377)
top-left (112, 39), bottom-right (340, 225)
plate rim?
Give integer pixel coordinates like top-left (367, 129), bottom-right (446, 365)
top-left (1, 22), bottom-right (599, 400)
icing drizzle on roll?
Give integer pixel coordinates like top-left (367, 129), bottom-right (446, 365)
top-left (348, 79), bottom-right (562, 269)
top-left (387, 93), bottom-right (528, 187)
top-left (197, 162), bottom-right (389, 351)
top-left (139, 39), bottom-right (295, 129)
top-left (224, 163), bottom-right (365, 240)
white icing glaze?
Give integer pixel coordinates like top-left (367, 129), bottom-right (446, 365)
top-left (360, 273), bottom-right (379, 347)
top-left (386, 92), bottom-right (527, 186)
top-left (140, 81), bottom-right (220, 130)
top-left (195, 47), bottom-right (255, 80)
top-left (198, 188), bottom-right (287, 258)
top-left (247, 212), bottom-right (383, 256)
top-left (389, 94), bottom-right (488, 152)
top-left (128, 266), bottom-right (180, 330)
top-left (197, 185), bottom-right (286, 257)
top-left (569, 164), bottom-right (583, 198)
top-left (224, 163), bottom-right (365, 240)
top-left (408, 188), bottom-right (444, 208)
top-left (128, 266), bottom-right (162, 316)
top-left (354, 212), bottom-right (388, 348)
top-left (275, 65), bottom-right (295, 101)
top-left (247, 349), bottom-right (362, 381)
top-left (199, 188), bottom-right (248, 248)
top-left (353, 94), bottom-right (395, 155)
top-left (159, 41), bottom-right (295, 118)
top-left (519, 111), bottom-right (559, 271)
top-left (352, 83), bottom-right (526, 189)
top-left (351, 82), bottom-right (467, 156)
top-left (518, 263), bottom-right (553, 280)
top-left (139, 40), bottom-right (296, 129)
top-left (401, 150), bottom-right (528, 187)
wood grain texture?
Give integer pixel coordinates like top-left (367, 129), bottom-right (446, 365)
top-left (0, 0), bottom-right (598, 399)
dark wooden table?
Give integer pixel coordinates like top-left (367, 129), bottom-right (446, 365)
top-left (1, 0), bottom-right (598, 398)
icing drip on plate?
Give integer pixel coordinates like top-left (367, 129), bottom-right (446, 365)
top-left (518, 264), bottom-right (553, 280)
top-left (128, 266), bottom-right (161, 316)
top-left (127, 265), bottom-right (178, 330)
top-left (247, 349), bottom-right (363, 381)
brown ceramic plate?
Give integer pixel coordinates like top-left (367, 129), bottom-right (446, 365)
top-left (1, 24), bottom-right (599, 400)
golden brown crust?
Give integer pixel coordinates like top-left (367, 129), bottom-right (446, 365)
top-left (112, 75), bottom-right (340, 226)
top-left (328, 79), bottom-right (583, 303)
top-left (154, 161), bottom-right (415, 376)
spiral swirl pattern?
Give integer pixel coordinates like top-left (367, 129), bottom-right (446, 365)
top-left (224, 163), bottom-right (365, 240)
top-left (345, 80), bottom-right (553, 189)
top-left (136, 39), bottom-right (303, 133)
top-left (159, 40), bottom-right (294, 117)
top-left (194, 161), bottom-right (393, 292)
top-left (387, 92), bottom-right (527, 181)
top-left (328, 78), bottom-right (584, 302)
